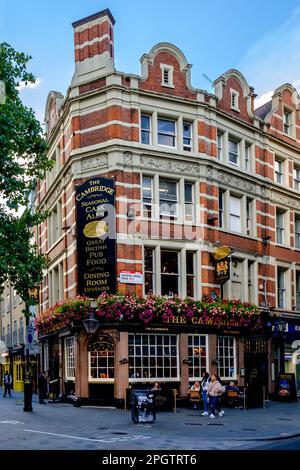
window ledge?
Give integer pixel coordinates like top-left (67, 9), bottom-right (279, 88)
top-left (47, 234), bottom-right (64, 253)
top-left (161, 83), bottom-right (175, 89)
top-left (275, 243), bottom-right (290, 249)
top-left (218, 228), bottom-right (257, 241)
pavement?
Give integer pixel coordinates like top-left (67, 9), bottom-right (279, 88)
top-left (0, 387), bottom-right (300, 450)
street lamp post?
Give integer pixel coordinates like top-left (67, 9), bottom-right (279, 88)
top-left (274, 318), bottom-right (287, 374)
top-left (23, 304), bottom-right (33, 412)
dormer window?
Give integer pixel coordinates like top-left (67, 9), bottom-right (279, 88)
top-left (160, 64), bottom-right (174, 88)
top-left (283, 110), bottom-right (291, 135)
top-left (230, 89), bottom-right (240, 112)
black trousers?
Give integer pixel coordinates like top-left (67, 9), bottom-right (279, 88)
top-left (4, 384), bottom-right (11, 397)
top-left (39, 392), bottom-right (46, 404)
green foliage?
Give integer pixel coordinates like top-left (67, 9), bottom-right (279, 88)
top-left (0, 43), bottom-right (52, 304)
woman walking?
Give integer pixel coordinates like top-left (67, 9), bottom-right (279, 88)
top-left (207, 374), bottom-right (225, 419)
top-left (200, 372), bottom-right (210, 416)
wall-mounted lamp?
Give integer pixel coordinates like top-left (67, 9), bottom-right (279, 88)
top-left (211, 358), bottom-right (219, 366)
top-left (182, 358), bottom-right (191, 365)
top-left (119, 357), bottom-right (129, 364)
top-left (262, 235), bottom-right (272, 245)
top-left (207, 214), bottom-right (218, 224)
top-left (82, 300), bottom-right (100, 335)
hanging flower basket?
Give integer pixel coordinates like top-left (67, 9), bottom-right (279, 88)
top-left (35, 293), bottom-right (262, 335)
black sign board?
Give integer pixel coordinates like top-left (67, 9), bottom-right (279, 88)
top-left (277, 373), bottom-right (297, 401)
top-left (76, 177), bottom-right (116, 297)
top-left (214, 256), bottom-right (230, 285)
top-left (131, 390), bottom-right (156, 423)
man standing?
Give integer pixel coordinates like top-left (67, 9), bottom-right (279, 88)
top-left (3, 371), bottom-right (12, 397)
top-left (38, 371), bottom-right (48, 404)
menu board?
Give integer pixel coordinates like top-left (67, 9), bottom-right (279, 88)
top-left (76, 177), bottom-right (116, 297)
top-left (277, 373), bottom-right (297, 401)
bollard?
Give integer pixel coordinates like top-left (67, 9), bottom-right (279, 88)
top-left (262, 386), bottom-right (266, 408)
top-left (172, 389), bottom-right (177, 413)
top-left (243, 387), bottom-right (246, 411)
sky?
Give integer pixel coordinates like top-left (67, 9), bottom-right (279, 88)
top-left (1, 0), bottom-right (300, 121)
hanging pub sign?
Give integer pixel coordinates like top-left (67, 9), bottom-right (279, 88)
top-left (213, 245), bottom-right (231, 285)
top-left (76, 176), bottom-right (116, 297)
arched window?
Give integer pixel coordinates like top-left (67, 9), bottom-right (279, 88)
top-left (88, 336), bottom-right (114, 382)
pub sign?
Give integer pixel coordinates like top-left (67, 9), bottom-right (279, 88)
top-left (213, 245), bottom-right (231, 285)
top-left (76, 177), bottom-right (116, 297)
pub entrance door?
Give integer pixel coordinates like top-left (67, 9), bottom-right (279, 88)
top-left (244, 338), bottom-right (268, 407)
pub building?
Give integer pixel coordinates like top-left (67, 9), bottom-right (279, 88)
top-left (35, 8), bottom-right (300, 405)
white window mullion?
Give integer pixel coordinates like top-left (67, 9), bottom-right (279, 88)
top-left (155, 246), bottom-right (161, 295)
top-left (152, 111), bottom-right (158, 146)
top-left (177, 116), bottom-right (183, 151)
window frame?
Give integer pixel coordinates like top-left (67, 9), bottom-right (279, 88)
top-left (160, 64), bottom-right (174, 88)
top-left (228, 138), bottom-right (240, 166)
top-left (88, 336), bottom-right (115, 383)
top-left (276, 209), bottom-right (285, 245)
top-left (296, 271), bottom-right (300, 311)
top-left (188, 334), bottom-right (209, 380)
top-left (157, 118), bottom-right (176, 148)
top-left (229, 194), bottom-right (242, 233)
top-left (295, 214), bottom-right (300, 249)
top-left (183, 121), bottom-right (192, 151)
top-left (230, 89), bottom-right (240, 112)
top-left (144, 247), bottom-right (155, 295)
top-left (186, 251), bottom-right (195, 298)
top-left (277, 267), bottom-right (286, 309)
top-left (217, 132), bottom-right (223, 160)
top-left (142, 175), bottom-right (153, 218)
top-left (160, 249), bottom-right (180, 297)
top-left (159, 178), bottom-right (178, 218)
top-left (283, 110), bottom-right (291, 135)
top-left (294, 165), bottom-right (300, 191)
top-left (128, 333), bottom-right (179, 382)
top-left (184, 182), bottom-right (194, 222)
top-left (217, 336), bottom-right (237, 380)
top-left (275, 158), bottom-right (284, 184)
top-left (141, 114), bottom-right (151, 145)
top-left (64, 336), bottom-right (76, 381)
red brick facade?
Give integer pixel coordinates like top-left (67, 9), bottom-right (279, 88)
top-left (37, 8), bottom-right (300, 403)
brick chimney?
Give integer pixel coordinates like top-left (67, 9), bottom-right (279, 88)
top-left (71, 8), bottom-right (115, 87)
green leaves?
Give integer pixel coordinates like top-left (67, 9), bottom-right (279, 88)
top-left (0, 43), bottom-right (51, 304)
